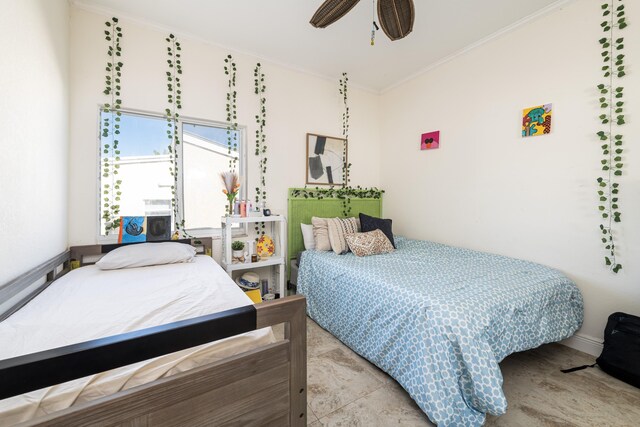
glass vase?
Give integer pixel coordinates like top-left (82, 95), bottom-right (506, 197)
top-left (228, 195), bottom-right (236, 216)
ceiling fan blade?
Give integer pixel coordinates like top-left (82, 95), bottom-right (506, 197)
top-left (377, 0), bottom-right (414, 41)
top-left (310, 0), bottom-right (362, 28)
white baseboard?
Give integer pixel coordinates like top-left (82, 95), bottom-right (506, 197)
top-left (560, 333), bottom-right (603, 357)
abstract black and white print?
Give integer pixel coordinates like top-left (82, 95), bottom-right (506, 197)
top-left (306, 133), bottom-right (346, 186)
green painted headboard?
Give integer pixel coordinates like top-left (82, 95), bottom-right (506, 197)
top-left (286, 188), bottom-right (382, 278)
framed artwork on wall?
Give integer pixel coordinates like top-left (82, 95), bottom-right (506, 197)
top-left (306, 133), bottom-right (347, 186)
top-left (522, 103), bottom-right (553, 137)
top-left (421, 130), bottom-right (440, 150)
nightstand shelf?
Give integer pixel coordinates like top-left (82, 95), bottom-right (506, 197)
top-left (222, 256), bottom-right (285, 272)
top-left (221, 215), bottom-right (287, 298)
top-left (222, 215), bottom-right (284, 223)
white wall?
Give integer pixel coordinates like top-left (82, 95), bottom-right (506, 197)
top-left (0, 0), bottom-right (69, 284)
top-left (68, 6), bottom-right (382, 256)
top-left (380, 0), bottom-right (640, 346)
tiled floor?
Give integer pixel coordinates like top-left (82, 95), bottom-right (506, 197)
top-left (288, 318), bottom-right (640, 427)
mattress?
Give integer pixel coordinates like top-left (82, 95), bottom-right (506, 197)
top-left (0, 256), bottom-right (275, 426)
top-left (298, 236), bottom-right (583, 427)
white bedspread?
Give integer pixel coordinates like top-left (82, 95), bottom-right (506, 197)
top-left (0, 256), bottom-right (275, 425)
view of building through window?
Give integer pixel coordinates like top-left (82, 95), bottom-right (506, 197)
top-left (99, 111), bottom-right (241, 236)
top-left (183, 122), bottom-right (240, 229)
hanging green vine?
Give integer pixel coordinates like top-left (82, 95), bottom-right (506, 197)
top-left (224, 55), bottom-right (239, 171)
top-left (596, 0), bottom-right (627, 273)
top-left (101, 17), bottom-right (123, 235)
top-left (296, 74), bottom-right (383, 214)
top-left (164, 33), bottom-right (189, 236)
top-left (299, 73), bottom-right (362, 216)
top-left (338, 72), bottom-right (354, 215)
top-left (254, 63), bottom-right (267, 236)
top-left (270, 73), bottom-right (386, 217)
top-left (339, 72), bottom-right (352, 187)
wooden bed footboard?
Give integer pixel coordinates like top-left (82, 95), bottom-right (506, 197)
top-left (3, 295), bottom-right (307, 427)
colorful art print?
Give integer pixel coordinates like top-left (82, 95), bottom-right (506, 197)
top-left (306, 133), bottom-right (347, 186)
top-left (118, 216), bottom-right (147, 243)
top-left (522, 104), bottom-right (552, 137)
top-left (146, 216), bottom-right (172, 241)
top-left (421, 131), bottom-right (440, 150)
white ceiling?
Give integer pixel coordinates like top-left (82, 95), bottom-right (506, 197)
top-left (75, 0), bottom-right (562, 92)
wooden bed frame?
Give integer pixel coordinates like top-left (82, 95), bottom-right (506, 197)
top-left (0, 239), bottom-right (307, 426)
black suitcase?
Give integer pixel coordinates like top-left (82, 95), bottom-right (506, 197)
top-left (562, 312), bottom-right (640, 389)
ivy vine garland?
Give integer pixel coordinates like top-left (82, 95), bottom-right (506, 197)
top-left (291, 187), bottom-right (384, 201)
top-left (293, 73), bottom-right (381, 216)
top-left (339, 73), bottom-right (354, 215)
top-left (339, 72), bottom-right (352, 188)
top-left (164, 33), bottom-right (189, 236)
top-left (292, 187), bottom-right (385, 217)
top-left (224, 55), bottom-right (239, 171)
top-left (254, 63), bottom-right (267, 236)
top-left (596, 0), bottom-right (627, 273)
top-left (101, 17), bottom-right (123, 235)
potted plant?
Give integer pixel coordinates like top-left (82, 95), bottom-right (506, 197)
top-left (231, 240), bottom-right (245, 262)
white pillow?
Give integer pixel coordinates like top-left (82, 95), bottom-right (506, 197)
top-left (301, 223), bottom-right (316, 250)
top-left (96, 242), bottom-right (197, 270)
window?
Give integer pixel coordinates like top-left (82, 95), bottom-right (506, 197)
top-left (99, 110), bottom-right (244, 237)
top-left (182, 121), bottom-right (241, 230)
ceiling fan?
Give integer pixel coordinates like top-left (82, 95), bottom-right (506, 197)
top-left (310, 0), bottom-right (415, 42)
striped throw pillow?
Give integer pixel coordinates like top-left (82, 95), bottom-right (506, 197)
top-left (327, 217), bottom-right (359, 254)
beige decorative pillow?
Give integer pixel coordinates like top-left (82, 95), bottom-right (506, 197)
top-left (311, 217), bottom-right (331, 251)
top-left (345, 229), bottom-right (395, 257)
top-left (327, 217), bottom-right (359, 254)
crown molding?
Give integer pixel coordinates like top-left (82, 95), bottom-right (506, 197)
top-left (379, 0), bottom-right (577, 94)
top-left (70, 0), bottom-right (380, 95)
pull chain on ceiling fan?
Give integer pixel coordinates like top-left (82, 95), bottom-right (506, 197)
top-left (371, 0), bottom-right (378, 46)
top-left (310, 0), bottom-right (415, 42)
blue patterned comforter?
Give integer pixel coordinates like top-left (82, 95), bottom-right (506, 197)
top-left (298, 237), bottom-right (583, 426)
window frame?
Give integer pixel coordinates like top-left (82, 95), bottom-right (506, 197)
top-left (96, 107), bottom-right (247, 242)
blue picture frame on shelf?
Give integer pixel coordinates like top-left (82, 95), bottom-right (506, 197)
top-left (118, 216), bottom-right (147, 243)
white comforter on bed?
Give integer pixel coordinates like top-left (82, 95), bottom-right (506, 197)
top-left (0, 256), bottom-right (275, 425)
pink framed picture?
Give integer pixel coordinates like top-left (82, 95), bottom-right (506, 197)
top-left (421, 131), bottom-right (440, 150)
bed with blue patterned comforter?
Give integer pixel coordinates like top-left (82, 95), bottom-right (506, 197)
top-left (298, 237), bottom-right (583, 426)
